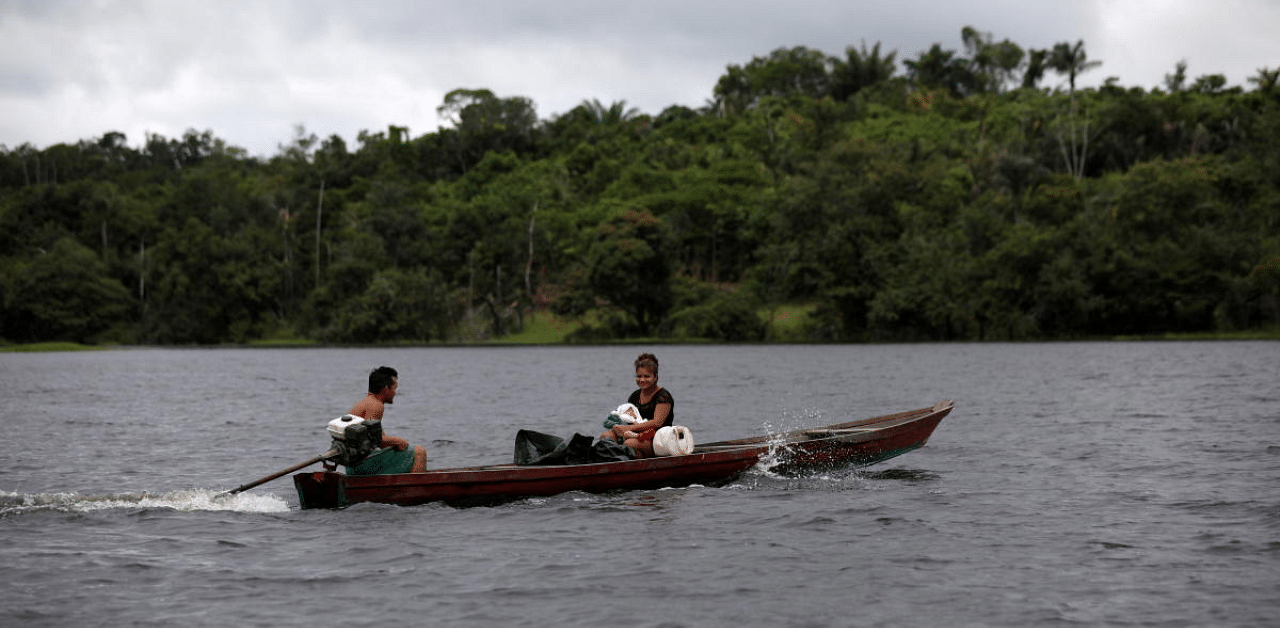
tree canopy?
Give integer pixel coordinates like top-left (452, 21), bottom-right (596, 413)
top-left (3, 26), bottom-right (1278, 345)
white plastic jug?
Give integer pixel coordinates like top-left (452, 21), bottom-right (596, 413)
top-left (652, 425), bottom-right (695, 456)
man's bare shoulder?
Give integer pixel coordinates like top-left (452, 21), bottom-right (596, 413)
top-left (349, 395), bottom-right (385, 420)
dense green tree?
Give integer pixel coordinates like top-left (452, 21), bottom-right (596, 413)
top-left (1191, 73), bottom-right (1229, 94)
top-left (0, 237), bottom-right (132, 342)
top-left (713, 46), bottom-right (833, 114)
top-left (904, 43), bottom-right (977, 97)
top-left (144, 218), bottom-right (282, 343)
top-left (1102, 156), bottom-right (1242, 332)
top-left (326, 267), bottom-right (455, 343)
top-left (962, 26), bottom-right (1024, 94)
top-left (668, 278), bottom-right (766, 341)
top-left (555, 209), bottom-right (675, 336)
top-left (545, 99), bottom-right (646, 152)
top-left (3, 33), bottom-right (1277, 346)
top-left (436, 89), bottom-right (541, 173)
top-left (1022, 48), bottom-right (1050, 89)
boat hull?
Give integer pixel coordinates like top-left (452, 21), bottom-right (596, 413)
top-left (294, 400), bottom-right (952, 509)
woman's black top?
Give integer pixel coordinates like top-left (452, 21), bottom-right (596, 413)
top-left (627, 388), bottom-right (675, 427)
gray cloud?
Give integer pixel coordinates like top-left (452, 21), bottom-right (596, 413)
top-left (1, 0), bottom-right (1276, 157)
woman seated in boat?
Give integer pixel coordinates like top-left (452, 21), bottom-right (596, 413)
top-left (347, 366), bottom-right (427, 474)
top-left (599, 353), bottom-right (674, 458)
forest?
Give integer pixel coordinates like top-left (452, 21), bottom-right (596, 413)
top-left (2, 27), bottom-right (1278, 345)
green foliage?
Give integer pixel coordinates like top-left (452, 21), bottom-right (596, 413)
top-left (554, 210), bottom-right (675, 337)
top-left (905, 44), bottom-right (978, 97)
top-left (714, 46), bottom-right (834, 114)
top-left (1048, 40), bottom-right (1102, 93)
top-left (1, 237), bottom-right (131, 343)
top-left (831, 41), bottom-right (898, 101)
top-left (325, 267), bottom-right (455, 343)
top-left (144, 218), bottom-right (282, 344)
top-left (962, 26), bottom-right (1025, 94)
top-left (2, 28), bottom-right (1277, 345)
top-left (667, 279), bottom-right (766, 341)
top-left (437, 89), bottom-right (541, 173)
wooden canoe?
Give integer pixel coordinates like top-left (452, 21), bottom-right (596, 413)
top-left (293, 400), bottom-right (953, 509)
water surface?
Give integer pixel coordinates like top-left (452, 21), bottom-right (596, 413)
top-left (2, 343), bottom-right (1277, 626)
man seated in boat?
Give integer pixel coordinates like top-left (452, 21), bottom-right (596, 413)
top-left (598, 353), bottom-right (675, 458)
top-left (346, 366), bottom-right (427, 474)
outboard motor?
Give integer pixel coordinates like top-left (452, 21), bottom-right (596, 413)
top-left (326, 414), bottom-right (384, 466)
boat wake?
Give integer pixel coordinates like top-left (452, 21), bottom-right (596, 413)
top-left (0, 488), bottom-right (290, 516)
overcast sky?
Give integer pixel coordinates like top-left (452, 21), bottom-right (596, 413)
top-left (3, 0), bottom-right (1278, 157)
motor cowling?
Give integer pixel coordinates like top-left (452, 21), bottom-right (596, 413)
top-left (326, 414), bottom-right (384, 466)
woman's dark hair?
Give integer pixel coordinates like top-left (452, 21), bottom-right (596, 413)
top-left (634, 353), bottom-right (659, 376)
top-left (368, 366), bottom-right (399, 394)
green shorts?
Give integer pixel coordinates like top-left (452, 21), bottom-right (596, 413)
top-left (346, 447), bottom-right (417, 476)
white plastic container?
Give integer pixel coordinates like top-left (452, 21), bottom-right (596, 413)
top-left (652, 425), bottom-right (695, 456)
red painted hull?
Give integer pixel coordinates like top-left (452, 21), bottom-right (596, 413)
top-left (294, 400), bottom-right (952, 509)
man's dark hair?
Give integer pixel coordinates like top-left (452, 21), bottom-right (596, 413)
top-left (368, 366), bottom-right (398, 394)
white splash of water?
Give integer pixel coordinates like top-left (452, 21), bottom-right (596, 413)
top-left (749, 414), bottom-right (812, 478)
top-left (0, 489), bottom-right (290, 515)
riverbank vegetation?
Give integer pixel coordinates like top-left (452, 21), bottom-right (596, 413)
top-left (3, 28), bottom-right (1278, 345)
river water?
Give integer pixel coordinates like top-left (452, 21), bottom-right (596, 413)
top-left (1, 342), bottom-right (1277, 627)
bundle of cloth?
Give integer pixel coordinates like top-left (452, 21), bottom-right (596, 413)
top-left (601, 403), bottom-right (643, 430)
top-left (513, 430), bottom-right (632, 465)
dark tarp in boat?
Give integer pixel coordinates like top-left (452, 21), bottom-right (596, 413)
top-left (514, 430), bottom-right (633, 465)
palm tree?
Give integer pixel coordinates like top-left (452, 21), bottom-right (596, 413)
top-left (580, 99), bottom-right (642, 125)
top-left (1048, 40), bottom-right (1102, 93)
top-left (1247, 66), bottom-right (1279, 91)
top-left (1044, 41), bottom-right (1100, 180)
top-left (830, 40), bottom-right (897, 100)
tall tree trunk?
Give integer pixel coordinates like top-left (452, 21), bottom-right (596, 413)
top-left (1055, 97), bottom-right (1091, 179)
top-left (138, 237), bottom-right (146, 302)
top-left (524, 201), bottom-right (537, 301)
top-left (315, 179), bottom-right (325, 289)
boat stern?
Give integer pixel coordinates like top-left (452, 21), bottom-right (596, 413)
top-left (294, 471), bottom-right (347, 510)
